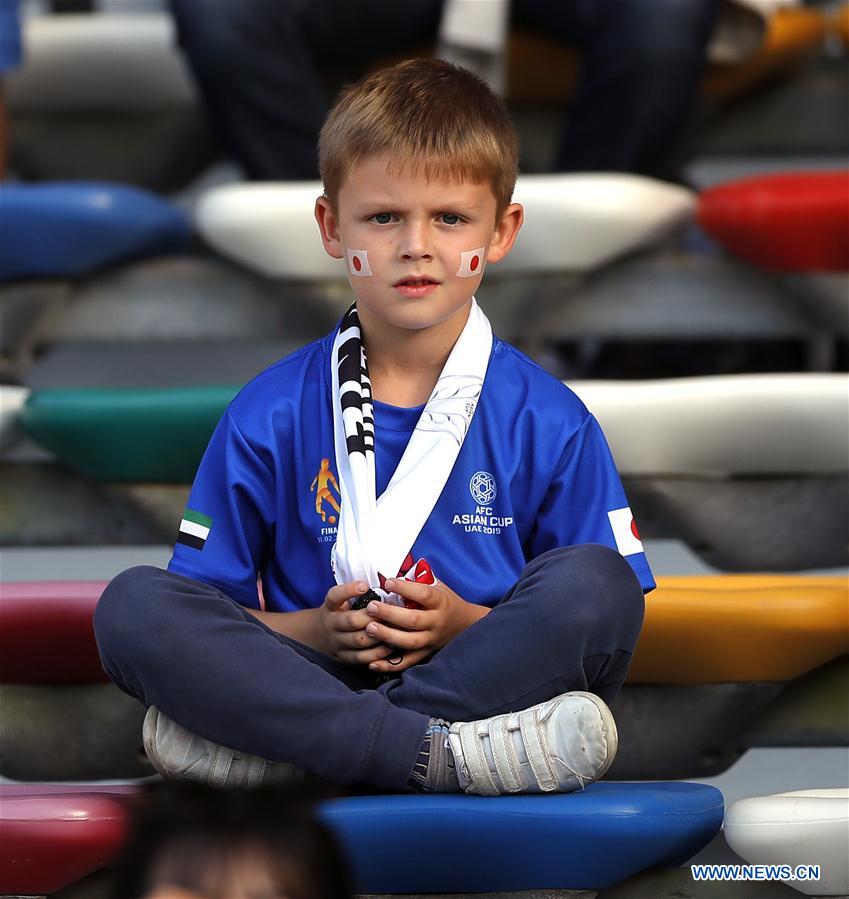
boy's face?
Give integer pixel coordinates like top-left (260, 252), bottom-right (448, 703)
top-left (315, 154), bottom-right (522, 337)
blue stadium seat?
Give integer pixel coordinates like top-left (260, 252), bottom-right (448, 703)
top-left (0, 782), bottom-right (723, 895)
top-left (0, 182), bottom-right (191, 282)
top-left (318, 783), bottom-right (724, 893)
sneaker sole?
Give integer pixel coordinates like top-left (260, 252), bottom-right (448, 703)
top-left (142, 706), bottom-right (170, 779)
top-left (566, 691), bottom-right (619, 782)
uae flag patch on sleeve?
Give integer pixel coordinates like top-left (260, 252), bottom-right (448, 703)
top-left (177, 508), bottom-right (212, 551)
top-left (607, 507), bottom-right (643, 556)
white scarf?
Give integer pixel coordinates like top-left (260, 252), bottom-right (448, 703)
top-left (330, 300), bottom-right (492, 605)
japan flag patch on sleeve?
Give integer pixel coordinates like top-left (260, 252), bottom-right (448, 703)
top-left (456, 247), bottom-right (485, 277)
top-left (607, 507), bottom-right (644, 556)
top-left (346, 248), bottom-right (372, 276)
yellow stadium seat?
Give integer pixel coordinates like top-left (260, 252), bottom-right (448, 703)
top-left (628, 576), bottom-right (849, 684)
top-left (703, 8), bottom-right (828, 99)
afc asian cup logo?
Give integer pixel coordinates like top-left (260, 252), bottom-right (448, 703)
top-left (469, 470), bottom-right (497, 505)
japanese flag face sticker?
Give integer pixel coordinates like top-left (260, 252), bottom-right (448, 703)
top-left (607, 507), bottom-right (644, 556)
top-left (457, 247), bottom-right (485, 278)
top-left (346, 248), bottom-right (372, 277)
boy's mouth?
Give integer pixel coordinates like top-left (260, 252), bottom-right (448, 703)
top-left (393, 275), bottom-right (441, 298)
top-left (393, 276), bottom-right (440, 287)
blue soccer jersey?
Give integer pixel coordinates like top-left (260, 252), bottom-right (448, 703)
top-left (168, 328), bottom-right (655, 611)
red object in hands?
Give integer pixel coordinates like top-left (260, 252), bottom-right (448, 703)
top-left (0, 581), bottom-right (109, 684)
top-left (698, 171), bottom-right (849, 272)
top-left (401, 558), bottom-right (436, 609)
top-left (408, 558), bottom-right (436, 585)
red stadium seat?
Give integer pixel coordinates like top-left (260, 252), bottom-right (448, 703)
top-left (0, 785), bottom-right (135, 895)
top-left (698, 171), bottom-right (849, 272)
top-left (0, 581), bottom-right (108, 683)
top-left (0, 783), bottom-right (724, 895)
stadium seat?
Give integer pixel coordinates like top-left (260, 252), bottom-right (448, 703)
top-left (0, 183), bottom-right (192, 282)
top-left (16, 375), bottom-right (848, 570)
top-left (744, 655), bottom-right (848, 749)
top-left (608, 574), bottom-right (849, 778)
top-left (7, 7), bottom-right (824, 114)
top-left (194, 175), bottom-right (694, 279)
top-left (698, 171), bottom-right (849, 272)
top-left (0, 782), bottom-right (724, 895)
top-left (573, 374), bottom-right (849, 572)
top-left (18, 385), bottom-right (236, 483)
top-left (0, 580), bottom-right (109, 684)
top-left (5, 13), bottom-right (209, 188)
top-left (607, 572), bottom-right (849, 778)
top-left (7, 6), bottom-right (822, 186)
top-left (0, 582), bottom-right (151, 781)
top-left (5, 14), bottom-right (193, 111)
top-left (724, 789), bottom-right (849, 897)
top-left (373, 6), bottom-right (827, 104)
top-left (0, 785), bottom-right (135, 896)
top-left (703, 6), bottom-right (828, 99)
top-left (0, 385), bottom-right (29, 452)
top-left (572, 374), bottom-right (847, 477)
top-left (630, 576), bottom-right (849, 685)
top-left (534, 249), bottom-right (842, 348)
top-left (28, 256), bottom-right (340, 345)
top-left (2, 576), bottom-right (844, 782)
top-left (5, 575), bottom-right (844, 690)
top-left (27, 371), bottom-right (845, 484)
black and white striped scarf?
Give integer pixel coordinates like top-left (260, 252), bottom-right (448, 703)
top-left (330, 300), bottom-right (492, 604)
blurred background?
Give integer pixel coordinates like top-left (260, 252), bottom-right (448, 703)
top-left (0, 1), bottom-right (847, 897)
top-left (2, 0), bottom-right (847, 584)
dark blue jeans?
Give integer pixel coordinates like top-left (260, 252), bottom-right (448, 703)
top-left (94, 544), bottom-right (644, 790)
top-left (169, 0), bottom-right (718, 179)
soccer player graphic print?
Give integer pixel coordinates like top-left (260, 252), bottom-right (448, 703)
top-left (310, 458), bottom-right (341, 524)
top-left (346, 248), bottom-right (372, 276)
top-left (457, 247), bottom-right (485, 277)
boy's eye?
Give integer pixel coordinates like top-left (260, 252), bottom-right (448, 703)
top-left (440, 213), bottom-right (462, 225)
top-left (371, 213), bottom-right (394, 224)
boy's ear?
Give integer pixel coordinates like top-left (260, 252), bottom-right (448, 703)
top-left (486, 202), bottom-right (524, 265)
top-left (314, 196), bottom-right (345, 260)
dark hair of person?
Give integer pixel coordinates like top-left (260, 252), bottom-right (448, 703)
top-left (110, 782), bottom-right (355, 899)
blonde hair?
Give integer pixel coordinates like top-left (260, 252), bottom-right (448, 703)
top-left (319, 59), bottom-right (519, 218)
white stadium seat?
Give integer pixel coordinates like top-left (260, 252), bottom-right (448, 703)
top-left (0, 386), bottom-right (32, 452)
top-left (724, 789), bottom-right (849, 897)
top-left (570, 374), bottom-right (848, 476)
top-left (7, 13), bottom-right (195, 111)
top-left (194, 175), bottom-right (695, 279)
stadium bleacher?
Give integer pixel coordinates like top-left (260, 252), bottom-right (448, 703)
top-left (1, 1), bottom-right (847, 897)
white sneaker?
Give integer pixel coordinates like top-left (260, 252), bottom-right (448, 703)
top-left (447, 691), bottom-right (618, 796)
top-left (143, 706), bottom-right (302, 788)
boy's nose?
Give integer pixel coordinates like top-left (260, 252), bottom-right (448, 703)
top-left (400, 222), bottom-right (433, 261)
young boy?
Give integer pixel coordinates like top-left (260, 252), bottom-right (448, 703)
top-left (94, 59), bottom-right (653, 796)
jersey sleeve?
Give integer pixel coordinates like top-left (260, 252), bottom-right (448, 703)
top-left (527, 414), bottom-right (655, 593)
top-left (167, 408), bottom-right (274, 609)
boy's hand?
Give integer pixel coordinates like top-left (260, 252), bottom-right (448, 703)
top-left (317, 581), bottom-right (396, 666)
top-left (363, 578), bottom-right (490, 675)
